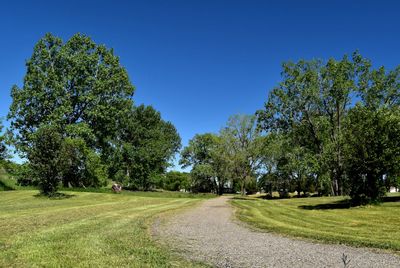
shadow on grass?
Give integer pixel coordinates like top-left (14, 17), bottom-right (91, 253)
top-left (231, 196), bottom-right (258, 201)
top-left (299, 199), bottom-right (353, 210)
top-left (34, 192), bottom-right (76, 200)
top-left (299, 195), bottom-right (400, 210)
top-left (257, 195), bottom-right (289, 200)
top-left (382, 195), bottom-right (400, 202)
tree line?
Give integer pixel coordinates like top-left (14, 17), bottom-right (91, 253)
top-left (181, 52), bottom-right (400, 203)
top-left (1, 34), bottom-right (399, 203)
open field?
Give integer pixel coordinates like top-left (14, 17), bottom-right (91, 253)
top-left (0, 190), bottom-right (210, 267)
top-left (231, 194), bottom-right (400, 252)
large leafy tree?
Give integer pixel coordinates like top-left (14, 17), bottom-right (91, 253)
top-left (343, 58), bottom-right (400, 202)
top-left (8, 33), bottom-right (135, 153)
top-left (257, 53), bottom-right (363, 196)
top-left (257, 52), bottom-right (400, 202)
top-left (109, 105), bottom-right (181, 190)
top-left (7, 33), bottom-right (135, 192)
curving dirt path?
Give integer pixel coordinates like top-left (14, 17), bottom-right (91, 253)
top-left (154, 196), bottom-right (400, 268)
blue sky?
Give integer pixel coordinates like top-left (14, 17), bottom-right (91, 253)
top-left (1, 0), bottom-right (399, 169)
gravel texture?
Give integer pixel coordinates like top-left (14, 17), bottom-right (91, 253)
top-left (154, 196), bottom-right (400, 268)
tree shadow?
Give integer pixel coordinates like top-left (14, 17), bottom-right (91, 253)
top-left (33, 192), bottom-right (75, 199)
top-left (257, 195), bottom-right (283, 200)
top-left (381, 195), bottom-right (400, 202)
top-left (299, 195), bottom-right (400, 210)
top-left (232, 196), bottom-right (259, 201)
top-left (299, 199), bottom-right (353, 210)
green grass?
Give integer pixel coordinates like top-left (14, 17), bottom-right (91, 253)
top-left (231, 194), bottom-right (400, 252)
top-left (60, 187), bottom-right (216, 199)
top-left (0, 190), bottom-right (210, 267)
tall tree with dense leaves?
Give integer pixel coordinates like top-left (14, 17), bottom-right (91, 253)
top-left (344, 106), bottom-right (400, 203)
top-left (344, 57), bottom-right (400, 202)
top-left (109, 105), bottom-right (181, 190)
top-left (8, 33), bottom-right (135, 154)
top-left (257, 53), bottom-right (364, 195)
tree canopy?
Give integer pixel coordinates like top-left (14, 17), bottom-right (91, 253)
top-left (7, 33), bottom-right (181, 195)
top-left (256, 52), bottom-right (400, 202)
top-left (8, 33), bottom-right (135, 154)
top-left (108, 104), bottom-right (181, 190)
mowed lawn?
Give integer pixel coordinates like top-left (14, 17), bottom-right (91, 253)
top-left (231, 194), bottom-right (400, 252)
top-left (0, 190), bottom-right (208, 267)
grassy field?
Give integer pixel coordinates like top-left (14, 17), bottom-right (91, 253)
top-left (0, 190), bottom-right (210, 267)
top-left (231, 194), bottom-right (400, 252)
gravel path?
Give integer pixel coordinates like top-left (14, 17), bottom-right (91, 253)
top-left (154, 196), bottom-right (400, 268)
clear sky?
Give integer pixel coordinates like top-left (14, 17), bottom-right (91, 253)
top-left (1, 0), bottom-right (399, 169)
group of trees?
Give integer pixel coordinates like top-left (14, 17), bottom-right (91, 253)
top-left (183, 52), bottom-right (400, 203)
top-left (257, 52), bottom-right (400, 203)
top-left (180, 115), bottom-right (262, 195)
top-left (5, 33), bottom-right (180, 195)
top-left (3, 33), bottom-right (399, 203)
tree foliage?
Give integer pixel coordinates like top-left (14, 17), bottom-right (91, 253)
top-left (257, 52), bottom-right (400, 202)
top-left (109, 105), bottom-right (181, 190)
top-left (8, 33), bottom-right (183, 195)
top-left (180, 133), bottom-right (220, 193)
top-left (181, 115), bottom-right (262, 195)
top-left (8, 33), bottom-right (134, 153)
top-left (163, 171), bottom-right (191, 191)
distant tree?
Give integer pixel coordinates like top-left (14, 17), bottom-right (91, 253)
top-left (109, 105), bottom-right (181, 190)
top-left (163, 171), bottom-right (190, 191)
top-left (221, 114), bottom-right (263, 195)
top-left (210, 135), bottom-right (233, 195)
top-left (180, 133), bottom-right (219, 193)
top-left (181, 115), bottom-right (263, 195)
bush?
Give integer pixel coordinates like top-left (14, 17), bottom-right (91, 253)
top-left (28, 125), bottom-right (108, 195)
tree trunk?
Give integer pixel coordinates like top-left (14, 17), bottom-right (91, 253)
top-left (218, 181), bottom-right (224, 195)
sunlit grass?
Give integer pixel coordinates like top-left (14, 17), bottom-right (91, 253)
top-left (0, 190), bottom-right (209, 267)
top-left (231, 193), bottom-right (400, 252)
